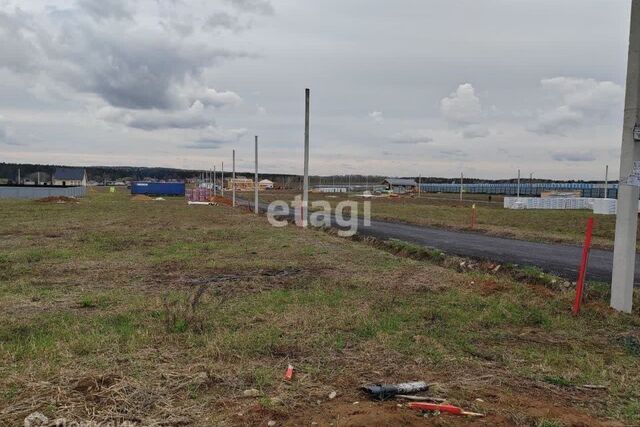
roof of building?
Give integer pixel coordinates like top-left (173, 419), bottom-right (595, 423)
top-left (53, 167), bottom-right (86, 181)
top-left (383, 178), bottom-right (418, 186)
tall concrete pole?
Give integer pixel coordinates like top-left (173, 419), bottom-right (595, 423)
top-left (418, 174), bottom-right (422, 197)
top-left (214, 166), bottom-right (217, 197)
top-left (254, 135), bottom-right (259, 214)
top-left (517, 169), bottom-right (521, 198)
top-left (605, 164), bottom-right (609, 199)
top-left (459, 172), bottom-right (464, 201)
top-left (221, 161), bottom-right (224, 197)
top-left (18, 168), bottom-right (21, 185)
top-left (303, 88), bottom-right (310, 226)
top-left (232, 150), bottom-right (236, 207)
top-left (612, 0), bottom-right (640, 313)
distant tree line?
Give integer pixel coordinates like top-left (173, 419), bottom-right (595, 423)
top-left (0, 162), bottom-right (613, 185)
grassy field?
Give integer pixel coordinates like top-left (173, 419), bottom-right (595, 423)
top-left (258, 191), bottom-right (629, 249)
top-left (1, 188), bottom-right (640, 426)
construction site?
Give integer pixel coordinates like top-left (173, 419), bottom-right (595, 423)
top-left (2, 0), bottom-right (640, 426)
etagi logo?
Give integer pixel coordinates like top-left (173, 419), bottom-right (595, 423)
top-left (266, 195), bottom-right (371, 237)
top-left (24, 413), bottom-right (129, 427)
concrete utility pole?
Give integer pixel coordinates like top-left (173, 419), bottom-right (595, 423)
top-left (605, 164), bottom-right (609, 199)
top-left (214, 166), bottom-right (217, 197)
top-left (254, 135), bottom-right (259, 214)
top-left (612, 0), bottom-right (640, 313)
top-left (303, 88), bottom-right (310, 227)
top-left (418, 174), bottom-right (422, 197)
top-left (18, 168), bottom-right (20, 185)
top-left (529, 172), bottom-right (533, 196)
top-left (460, 173), bottom-right (464, 201)
top-left (517, 169), bottom-right (521, 198)
top-left (232, 149), bottom-right (236, 207)
top-left (221, 162), bottom-right (224, 197)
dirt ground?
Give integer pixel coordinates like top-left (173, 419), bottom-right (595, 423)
top-left (1, 188), bottom-right (639, 426)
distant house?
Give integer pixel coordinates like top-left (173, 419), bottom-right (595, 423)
top-left (52, 167), bottom-right (87, 187)
top-left (259, 179), bottom-right (274, 190)
top-left (224, 177), bottom-right (274, 191)
top-left (227, 177), bottom-right (254, 191)
top-left (382, 178), bottom-right (418, 194)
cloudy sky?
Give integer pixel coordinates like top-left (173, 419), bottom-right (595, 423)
top-left (0, 0), bottom-right (632, 179)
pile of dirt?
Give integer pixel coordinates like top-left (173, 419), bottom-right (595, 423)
top-left (36, 196), bottom-right (79, 204)
top-left (207, 195), bottom-right (234, 206)
top-left (131, 195), bottom-right (153, 201)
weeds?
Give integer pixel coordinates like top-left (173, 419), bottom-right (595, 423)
top-left (162, 285), bottom-right (212, 333)
top-left (619, 334), bottom-right (640, 357)
top-left (1, 189), bottom-right (639, 425)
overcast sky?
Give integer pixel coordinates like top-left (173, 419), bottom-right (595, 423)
top-left (0, 0), bottom-right (632, 179)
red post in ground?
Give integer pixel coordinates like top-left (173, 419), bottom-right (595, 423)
top-left (470, 204), bottom-right (477, 229)
top-left (572, 217), bottom-right (595, 315)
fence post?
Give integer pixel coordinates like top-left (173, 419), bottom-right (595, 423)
top-left (470, 204), bottom-right (477, 229)
top-left (572, 217), bottom-right (595, 315)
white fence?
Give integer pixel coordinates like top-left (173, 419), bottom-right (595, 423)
top-left (504, 197), bottom-right (639, 215)
top-left (504, 197), bottom-right (594, 210)
top-left (0, 186), bottom-right (86, 199)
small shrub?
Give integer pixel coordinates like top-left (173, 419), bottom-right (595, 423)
top-left (162, 285), bottom-right (210, 333)
top-left (543, 375), bottom-right (572, 387)
top-left (80, 297), bottom-right (97, 308)
top-left (619, 335), bottom-right (640, 357)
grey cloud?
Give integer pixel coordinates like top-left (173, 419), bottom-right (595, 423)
top-left (204, 12), bottom-right (246, 32)
top-left (369, 111), bottom-right (383, 123)
top-left (391, 130), bottom-right (433, 144)
top-left (225, 0), bottom-right (274, 15)
top-left (65, 28), bottom-right (241, 110)
top-left (99, 101), bottom-right (214, 130)
top-left (441, 83), bottom-right (489, 139)
top-left (551, 152), bottom-right (596, 162)
top-left (77, 0), bottom-right (133, 21)
top-left (434, 149), bottom-right (468, 159)
top-left (164, 19), bottom-right (196, 37)
top-left (441, 83), bottom-right (482, 127)
top-left (462, 125), bottom-right (490, 139)
top-left (529, 106), bottom-right (582, 135)
top-left (0, 6), bottom-right (245, 114)
top-left (530, 77), bottom-right (624, 135)
top-left (185, 128), bottom-right (248, 149)
top-left (0, 11), bottom-right (40, 73)
top-left (0, 118), bottom-right (23, 146)
top-left (183, 83), bottom-right (243, 108)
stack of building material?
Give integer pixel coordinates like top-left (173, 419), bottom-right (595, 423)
top-left (503, 197), bottom-right (593, 210)
top-left (504, 197), bottom-right (639, 215)
top-left (186, 188), bottom-right (212, 202)
top-left (592, 199), bottom-right (618, 215)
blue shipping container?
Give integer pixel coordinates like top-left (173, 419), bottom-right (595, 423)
top-left (131, 182), bottom-right (185, 196)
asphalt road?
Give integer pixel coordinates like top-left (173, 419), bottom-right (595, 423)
top-left (360, 219), bottom-right (640, 284)
top-left (240, 198), bottom-right (639, 284)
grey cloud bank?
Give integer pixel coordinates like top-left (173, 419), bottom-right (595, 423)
top-left (0, 0), bottom-right (631, 179)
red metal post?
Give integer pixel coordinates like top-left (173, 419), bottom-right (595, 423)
top-left (572, 217), bottom-right (595, 315)
top-left (470, 204), bottom-right (477, 229)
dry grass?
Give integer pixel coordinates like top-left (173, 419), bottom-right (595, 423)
top-left (1, 188), bottom-right (639, 426)
top-left (259, 190), bottom-right (630, 249)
